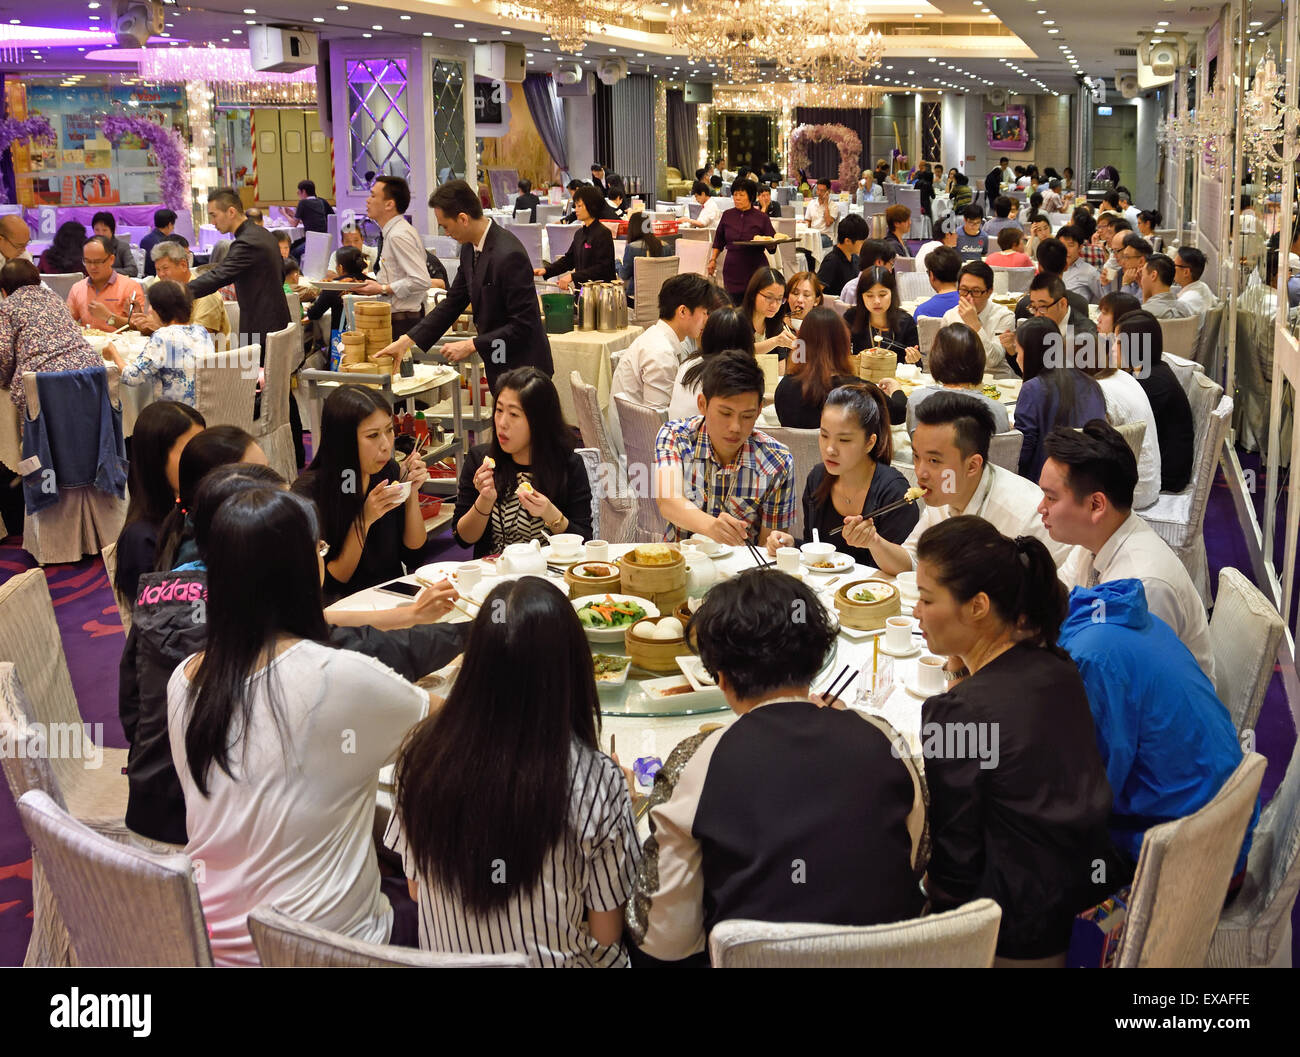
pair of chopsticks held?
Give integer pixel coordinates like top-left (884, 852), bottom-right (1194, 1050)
top-left (415, 574), bottom-right (478, 621)
top-left (819, 665), bottom-right (858, 708)
top-left (827, 488), bottom-right (925, 537)
top-left (723, 498), bottom-right (773, 569)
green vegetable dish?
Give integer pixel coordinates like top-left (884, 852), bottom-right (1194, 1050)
top-left (592, 654), bottom-right (631, 679)
top-left (577, 596), bottom-right (647, 628)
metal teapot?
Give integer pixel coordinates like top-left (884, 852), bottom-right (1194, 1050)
top-left (579, 283), bottom-right (600, 331)
top-left (595, 282), bottom-right (628, 332)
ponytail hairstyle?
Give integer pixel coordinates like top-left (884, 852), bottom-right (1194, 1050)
top-left (153, 425), bottom-right (261, 572)
top-left (813, 382), bottom-right (894, 505)
top-left (915, 515), bottom-right (1068, 655)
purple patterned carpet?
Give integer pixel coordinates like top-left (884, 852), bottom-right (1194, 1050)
top-left (1, 460), bottom-right (1295, 966)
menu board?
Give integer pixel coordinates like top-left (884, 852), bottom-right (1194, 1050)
top-left (16, 84), bottom-right (185, 207)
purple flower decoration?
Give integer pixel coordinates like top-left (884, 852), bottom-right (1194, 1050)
top-left (788, 123), bottom-right (863, 192)
top-left (101, 114), bottom-right (189, 212)
top-left (0, 116), bottom-right (55, 205)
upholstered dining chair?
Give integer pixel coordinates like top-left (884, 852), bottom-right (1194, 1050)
top-left (247, 905), bottom-right (528, 967)
top-left (1209, 567), bottom-right (1285, 736)
top-left (18, 789), bottom-right (212, 967)
top-left (613, 394), bottom-right (669, 542)
top-left (1116, 753), bottom-right (1266, 968)
top-left (1158, 315), bottom-right (1201, 360)
top-left (708, 899), bottom-right (1002, 968)
top-left (1208, 738), bottom-right (1300, 967)
top-left (987, 429), bottom-right (1024, 473)
top-left (100, 541), bottom-right (133, 632)
top-left (40, 273), bottom-right (82, 301)
top-left (570, 372), bottom-right (637, 543)
top-left (762, 425), bottom-right (822, 516)
top-left (631, 255), bottom-right (680, 326)
top-left (252, 324), bottom-right (300, 482)
top-left (193, 343), bottom-right (259, 434)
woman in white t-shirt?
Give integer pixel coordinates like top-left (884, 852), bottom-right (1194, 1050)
top-left (387, 576), bottom-right (640, 967)
top-left (168, 485), bottom-right (429, 966)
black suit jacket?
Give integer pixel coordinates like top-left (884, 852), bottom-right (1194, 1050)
top-left (1014, 288), bottom-right (1090, 324)
top-left (406, 221), bottom-right (553, 387)
top-left (187, 219), bottom-right (289, 348)
top-left (514, 192), bottom-right (541, 222)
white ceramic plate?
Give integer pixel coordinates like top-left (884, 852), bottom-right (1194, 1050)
top-left (573, 593), bottom-right (660, 642)
top-left (676, 654), bottom-right (716, 692)
top-left (469, 572), bottom-right (569, 606)
top-left (801, 551), bottom-right (855, 574)
top-left (541, 544), bottom-right (584, 565)
top-left (593, 653), bottom-right (631, 690)
top-left (904, 675), bottom-right (946, 699)
top-left (878, 639), bottom-right (922, 659)
top-left (680, 542), bottom-right (735, 561)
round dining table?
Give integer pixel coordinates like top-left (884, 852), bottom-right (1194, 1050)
top-left (333, 541), bottom-right (940, 832)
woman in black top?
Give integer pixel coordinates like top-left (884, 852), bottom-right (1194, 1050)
top-left (293, 385), bottom-right (430, 604)
top-left (846, 266), bottom-right (919, 362)
top-left (115, 401), bottom-right (206, 607)
top-left (773, 307), bottom-right (857, 428)
top-left (454, 367), bottom-right (592, 558)
top-left (307, 246), bottom-right (372, 335)
top-left (765, 382), bottom-right (917, 568)
top-left (536, 185), bottom-right (615, 291)
top-left (741, 265), bottom-right (796, 364)
top-left (914, 517), bottom-right (1116, 963)
top-left (1115, 311), bottom-right (1194, 492)
top-left (37, 220), bottom-right (88, 275)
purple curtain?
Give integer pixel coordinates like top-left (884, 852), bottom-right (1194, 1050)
top-left (666, 89), bottom-right (698, 176)
top-left (523, 73), bottom-right (568, 173)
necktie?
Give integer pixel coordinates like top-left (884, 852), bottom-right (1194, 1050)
top-left (1086, 562), bottom-right (1101, 588)
top-left (373, 232), bottom-right (384, 271)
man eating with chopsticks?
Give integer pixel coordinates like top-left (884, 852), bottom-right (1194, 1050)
top-left (864, 391), bottom-right (1075, 576)
top-left (653, 351), bottom-right (794, 548)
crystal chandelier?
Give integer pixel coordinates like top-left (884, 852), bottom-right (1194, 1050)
top-left (668, 0), bottom-right (769, 81)
top-left (1241, 46), bottom-right (1300, 173)
top-left (496, 0), bottom-right (617, 53)
top-left (1190, 80), bottom-right (1234, 169)
top-left (772, 0), bottom-right (885, 87)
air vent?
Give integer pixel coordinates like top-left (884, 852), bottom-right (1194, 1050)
top-left (1114, 47), bottom-right (1138, 57)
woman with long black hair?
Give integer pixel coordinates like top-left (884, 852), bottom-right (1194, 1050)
top-left (167, 485), bottom-right (431, 965)
top-left (114, 401), bottom-right (205, 606)
top-left (1013, 316), bottom-right (1106, 481)
top-left (388, 576), bottom-right (638, 966)
top-left (453, 367), bottom-right (592, 557)
top-left (846, 265), bottom-right (920, 362)
top-left (152, 424), bottom-right (267, 572)
top-left (740, 265), bottom-right (796, 360)
top-left (293, 384), bottom-right (430, 602)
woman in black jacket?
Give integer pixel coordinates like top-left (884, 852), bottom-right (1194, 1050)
top-left (845, 266), bottom-right (919, 362)
top-left (914, 517), bottom-right (1117, 964)
top-left (454, 367), bottom-right (592, 557)
top-left (119, 464), bottom-right (465, 846)
top-left (535, 185), bottom-right (615, 291)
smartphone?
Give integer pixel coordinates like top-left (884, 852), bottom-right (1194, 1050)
top-left (375, 580), bottom-right (422, 599)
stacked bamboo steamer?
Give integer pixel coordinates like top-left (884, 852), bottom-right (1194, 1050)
top-left (618, 544), bottom-right (687, 612)
top-left (858, 348), bottom-right (898, 385)
top-left (353, 300), bottom-right (396, 373)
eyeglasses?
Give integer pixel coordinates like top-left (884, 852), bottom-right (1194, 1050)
top-left (317, 540), bottom-right (331, 559)
top-left (758, 291), bottom-right (784, 304)
top-left (82, 257), bottom-right (110, 265)
top-left (957, 285), bottom-right (989, 297)
top-left (1029, 297), bottom-right (1062, 314)
top-left (1173, 262), bottom-right (1192, 271)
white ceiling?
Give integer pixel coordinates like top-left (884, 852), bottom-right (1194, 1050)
top-left (0, 0), bottom-right (1285, 96)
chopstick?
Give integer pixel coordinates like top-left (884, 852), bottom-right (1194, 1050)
top-left (746, 541), bottom-right (773, 568)
top-left (828, 491), bottom-right (924, 536)
top-left (414, 574), bottom-right (479, 614)
top-left (819, 664), bottom-right (859, 708)
top-left (110, 322), bottom-right (132, 335)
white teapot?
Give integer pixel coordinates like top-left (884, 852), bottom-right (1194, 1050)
top-left (684, 553), bottom-right (717, 595)
top-left (502, 539), bottom-right (546, 575)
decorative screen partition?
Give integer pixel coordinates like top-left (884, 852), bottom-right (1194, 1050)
top-left (346, 57), bottom-right (411, 190)
top-left (430, 59), bottom-right (467, 183)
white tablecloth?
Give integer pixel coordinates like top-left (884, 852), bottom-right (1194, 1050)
top-left (549, 325), bottom-right (644, 426)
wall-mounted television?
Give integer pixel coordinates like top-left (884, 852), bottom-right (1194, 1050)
top-left (986, 105), bottom-right (1029, 152)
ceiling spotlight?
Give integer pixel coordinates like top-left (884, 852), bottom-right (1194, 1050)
top-left (312, 15), bottom-right (324, 21)
top-left (454, 22), bottom-right (464, 28)
top-left (362, 33), bottom-right (372, 38)
top-left (400, 13), bottom-right (411, 19)
top-left (1047, 28), bottom-right (1059, 34)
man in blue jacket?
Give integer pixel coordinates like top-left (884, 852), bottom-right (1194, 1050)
top-left (1058, 579), bottom-right (1258, 885)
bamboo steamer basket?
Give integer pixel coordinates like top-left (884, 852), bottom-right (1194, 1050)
top-left (834, 578), bottom-right (901, 631)
top-left (353, 300), bottom-right (390, 317)
top-left (625, 615), bottom-right (692, 673)
top-left (858, 348), bottom-right (897, 385)
top-left (565, 560), bottom-right (622, 599)
top-left (339, 333), bottom-right (367, 365)
top-left (341, 361), bottom-right (384, 375)
top-left (619, 546), bottom-right (687, 611)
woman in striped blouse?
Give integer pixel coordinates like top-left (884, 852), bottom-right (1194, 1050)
top-left (387, 576), bottom-right (640, 966)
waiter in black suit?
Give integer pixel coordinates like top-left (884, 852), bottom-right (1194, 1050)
top-left (187, 186), bottom-right (296, 456)
top-left (377, 180), bottom-right (553, 389)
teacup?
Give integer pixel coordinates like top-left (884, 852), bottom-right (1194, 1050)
top-left (585, 539), bottom-right (610, 562)
top-left (455, 562), bottom-right (482, 592)
top-left (884, 615), bottom-right (914, 652)
top-left (894, 571), bottom-right (918, 598)
top-left (690, 534), bottom-right (721, 556)
top-left (775, 547), bottom-right (800, 574)
top-left (917, 655), bottom-right (947, 694)
top-left (549, 532), bottom-right (582, 558)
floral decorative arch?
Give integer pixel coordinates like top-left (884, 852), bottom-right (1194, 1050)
top-left (0, 116), bottom-right (55, 205)
top-left (788, 123), bottom-right (862, 191)
top-left (102, 114), bottom-right (189, 212)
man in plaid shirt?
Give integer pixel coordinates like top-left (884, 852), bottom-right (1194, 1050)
top-left (654, 350), bottom-right (794, 546)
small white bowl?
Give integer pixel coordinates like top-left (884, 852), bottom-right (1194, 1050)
top-left (800, 541), bottom-right (836, 563)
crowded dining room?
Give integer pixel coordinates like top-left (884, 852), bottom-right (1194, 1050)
top-left (0, 0), bottom-right (1298, 998)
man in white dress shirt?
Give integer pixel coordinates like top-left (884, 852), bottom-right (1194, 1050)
top-left (941, 261), bottom-right (1017, 377)
top-left (804, 178), bottom-right (836, 248)
top-left (610, 274), bottom-right (716, 410)
top-left (1140, 254), bottom-right (1197, 320)
top-left (863, 392), bottom-right (1074, 576)
top-left (352, 175), bottom-right (431, 338)
top-left (1038, 421), bottom-right (1214, 684)
top-left (1173, 247), bottom-right (1219, 315)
